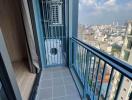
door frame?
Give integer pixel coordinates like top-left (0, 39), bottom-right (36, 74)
top-left (26, 0), bottom-right (46, 69)
top-left (20, 0), bottom-right (41, 73)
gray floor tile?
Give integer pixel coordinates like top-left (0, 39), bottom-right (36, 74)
top-left (53, 96), bottom-right (66, 100)
top-left (53, 78), bottom-right (64, 87)
top-left (52, 68), bottom-right (63, 73)
top-left (51, 67), bottom-right (64, 72)
top-left (35, 67), bottom-right (81, 100)
top-left (42, 68), bottom-right (53, 73)
top-left (53, 95), bottom-right (81, 100)
top-left (65, 95), bottom-right (81, 100)
top-left (52, 71), bottom-right (63, 79)
top-left (40, 73), bottom-right (52, 80)
top-left (53, 85), bottom-right (66, 97)
top-left (39, 79), bottom-right (52, 89)
top-left (37, 88), bottom-right (52, 100)
top-left (63, 76), bottom-right (74, 85)
top-left (65, 84), bottom-right (79, 96)
top-left (62, 69), bottom-right (71, 76)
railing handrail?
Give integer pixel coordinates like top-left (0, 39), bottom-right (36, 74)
top-left (71, 37), bottom-right (132, 80)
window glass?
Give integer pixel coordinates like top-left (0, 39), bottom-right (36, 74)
top-left (78, 0), bottom-right (132, 63)
top-left (0, 80), bottom-right (8, 100)
top-left (78, 0), bottom-right (132, 99)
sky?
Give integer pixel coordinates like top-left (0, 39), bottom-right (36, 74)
top-left (79, 0), bottom-right (132, 25)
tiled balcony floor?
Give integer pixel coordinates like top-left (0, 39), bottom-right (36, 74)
top-left (35, 67), bottom-right (81, 100)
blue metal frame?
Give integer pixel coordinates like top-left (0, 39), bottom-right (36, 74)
top-left (72, 37), bottom-right (132, 80)
top-left (70, 37), bottom-right (132, 100)
top-left (32, 0), bottom-right (46, 68)
top-left (105, 68), bottom-right (114, 99)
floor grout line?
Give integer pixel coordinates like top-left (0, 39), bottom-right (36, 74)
top-left (35, 67), bottom-right (81, 100)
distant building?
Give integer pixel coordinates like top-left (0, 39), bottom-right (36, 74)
top-left (108, 21), bottom-right (132, 100)
top-left (121, 21), bottom-right (132, 62)
top-left (118, 21), bottom-right (132, 100)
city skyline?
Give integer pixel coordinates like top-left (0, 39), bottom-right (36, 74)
top-left (79, 0), bottom-right (132, 25)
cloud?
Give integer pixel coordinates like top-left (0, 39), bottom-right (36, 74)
top-left (79, 0), bottom-right (118, 13)
top-left (104, 0), bottom-right (116, 6)
top-left (126, 1), bottom-right (132, 9)
top-left (81, 0), bottom-right (96, 6)
top-left (78, 0), bottom-right (132, 25)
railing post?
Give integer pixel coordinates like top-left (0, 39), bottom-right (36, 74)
top-left (114, 74), bottom-right (124, 100)
top-left (93, 59), bottom-right (101, 100)
top-left (83, 50), bottom-right (91, 100)
top-left (105, 68), bottom-right (114, 99)
top-left (98, 62), bottom-right (107, 100)
top-left (83, 50), bottom-right (87, 100)
top-left (69, 38), bottom-right (72, 68)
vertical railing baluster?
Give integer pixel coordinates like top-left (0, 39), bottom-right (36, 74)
top-left (77, 44), bottom-right (79, 73)
top-left (84, 49), bottom-right (87, 91)
top-left (89, 52), bottom-right (92, 87)
top-left (69, 38), bottom-right (71, 67)
top-left (82, 48), bottom-right (85, 84)
top-left (72, 41), bottom-right (75, 68)
top-left (78, 44), bottom-right (80, 73)
top-left (91, 55), bottom-right (96, 89)
top-left (93, 59), bottom-right (101, 99)
top-left (90, 55), bottom-right (96, 99)
top-left (73, 42), bottom-right (75, 68)
top-left (105, 68), bottom-right (114, 99)
top-left (80, 46), bottom-right (83, 82)
top-left (98, 62), bottom-right (106, 100)
top-left (58, 26), bottom-right (60, 64)
top-left (114, 74), bottom-right (124, 100)
top-left (81, 46), bottom-right (84, 82)
top-left (86, 50), bottom-right (89, 91)
top-left (83, 49), bottom-right (87, 99)
top-left (76, 44), bottom-right (78, 72)
top-left (88, 52), bottom-right (91, 93)
top-left (81, 47), bottom-right (84, 83)
top-left (55, 25), bottom-right (58, 65)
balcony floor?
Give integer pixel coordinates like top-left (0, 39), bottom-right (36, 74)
top-left (35, 67), bottom-right (81, 100)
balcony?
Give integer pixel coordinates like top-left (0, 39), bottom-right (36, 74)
top-left (0, 0), bottom-right (132, 100)
top-left (34, 37), bottom-right (132, 100)
top-left (31, 0), bottom-right (132, 99)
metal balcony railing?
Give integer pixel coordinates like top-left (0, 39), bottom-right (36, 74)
top-left (69, 37), bottom-right (132, 100)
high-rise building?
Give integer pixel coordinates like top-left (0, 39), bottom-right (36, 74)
top-left (118, 21), bottom-right (132, 100)
top-left (121, 21), bottom-right (132, 62)
top-left (108, 21), bottom-right (132, 100)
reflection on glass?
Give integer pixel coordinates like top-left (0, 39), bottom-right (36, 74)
top-left (0, 80), bottom-right (8, 100)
